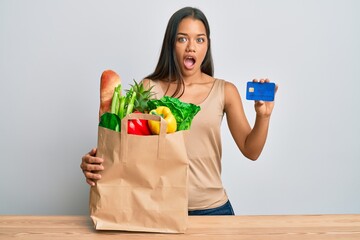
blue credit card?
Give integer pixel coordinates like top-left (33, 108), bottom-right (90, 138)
top-left (246, 82), bottom-right (275, 101)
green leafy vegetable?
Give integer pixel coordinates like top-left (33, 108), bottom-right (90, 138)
top-left (99, 112), bottom-right (121, 132)
top-left (148, 96), bottom-right (201, 131)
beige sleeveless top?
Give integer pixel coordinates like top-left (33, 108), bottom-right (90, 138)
top-left (149, 79), bottom-right (228, 210)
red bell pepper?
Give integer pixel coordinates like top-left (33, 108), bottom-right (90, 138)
top-left (127, 112), bottom-right (151, 135)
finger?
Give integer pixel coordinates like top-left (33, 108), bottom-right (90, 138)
top-left (83, 162), bottom-right (104, 172)
top-left (80, 161), bottom-right (102, 172)
top-left (86, 178), bottom-right (96, 186)
top-left (87, 156), bottom-right (104, 164)
top-left (81, 148), bottom-right (97, 161)
top-left (255, 100), bottom-right (264, 106)
top-left (89, 147), bottom-right (97, 155)
top-left (259, 78), bottom-right (268, 83)
top-left (82, 153), bottom-right (104, 164)
top-left (252, 79), bottom-right (258, 83)
top-left (84, 171), bottom-right (102, 181)
top-left (82, 148), bottom-right (99, 162)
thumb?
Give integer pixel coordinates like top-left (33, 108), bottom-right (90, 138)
top-left (90, 147), bottom-right (97, 155)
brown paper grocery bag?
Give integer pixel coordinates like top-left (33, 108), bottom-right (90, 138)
top-left (89, 113), bottom-right (189, 233)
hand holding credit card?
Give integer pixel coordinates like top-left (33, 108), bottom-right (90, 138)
top-left (246, 81), bottom-right (276, 101)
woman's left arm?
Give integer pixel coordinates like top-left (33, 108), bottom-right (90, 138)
top-left (224, 79), bottom-right (277, 160)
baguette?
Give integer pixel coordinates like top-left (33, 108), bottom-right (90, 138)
top-left (99, 69), bottom-right (121, 118)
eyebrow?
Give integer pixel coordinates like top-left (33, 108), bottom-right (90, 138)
top-left (177, 32), bottom-right (207, 37)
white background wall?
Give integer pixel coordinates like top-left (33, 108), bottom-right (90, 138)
top-left (1, 0), bottom-right (359, 215)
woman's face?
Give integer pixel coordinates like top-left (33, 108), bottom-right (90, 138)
top-left (175, 17), bottom-right (208, 77)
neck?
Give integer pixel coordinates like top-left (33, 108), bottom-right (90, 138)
top-left (183, 72), bottom-right (204, 85)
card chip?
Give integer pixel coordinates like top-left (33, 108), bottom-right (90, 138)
top-left (249, 87), bottom-right (254, 93)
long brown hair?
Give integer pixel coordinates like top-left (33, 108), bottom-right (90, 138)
top-left (145, 7), bottom-right (214, 97)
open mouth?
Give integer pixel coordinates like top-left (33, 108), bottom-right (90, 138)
top-left (184, 56), bottom-right (196, 69)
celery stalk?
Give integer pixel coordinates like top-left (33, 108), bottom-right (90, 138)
top-left (110, 85), bottom-right (121, 114)
top-left (125, 91), bottom-right (137, 115)
top-left (118, 96), bottom-right (126, 119)
top-left (111, 91), bottom-right (119, 114)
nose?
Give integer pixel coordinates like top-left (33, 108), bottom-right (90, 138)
top-left (186, 40), bottom-right (196, 52)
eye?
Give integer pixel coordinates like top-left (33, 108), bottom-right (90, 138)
top-left (177, 37), bottom-right (187, 43)
top-left (196, 37), bottom-right (205, 43)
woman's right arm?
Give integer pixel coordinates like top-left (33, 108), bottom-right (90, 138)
top-left (80, 148), bottom-right (104, 186)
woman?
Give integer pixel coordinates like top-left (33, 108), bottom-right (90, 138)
top-left (81, 7), bottom-right (277, 216)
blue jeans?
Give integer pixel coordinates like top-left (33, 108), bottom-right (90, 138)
top-left (188, 200), bottom-right (235, 216)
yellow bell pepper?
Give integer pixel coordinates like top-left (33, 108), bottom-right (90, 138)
top-left (148, 106), bottom-right (177, 134)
